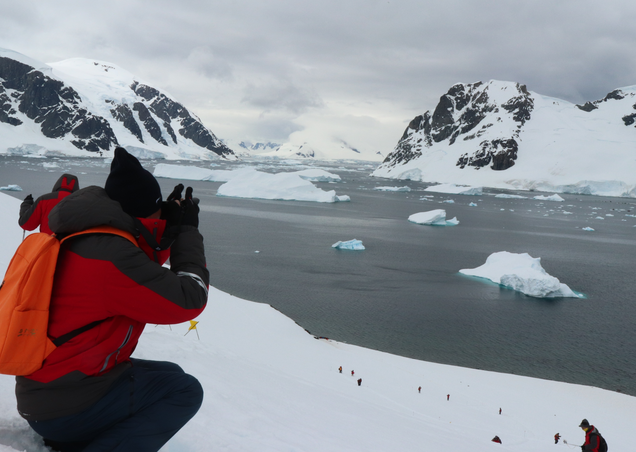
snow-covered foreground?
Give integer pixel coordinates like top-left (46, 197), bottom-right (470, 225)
top-left (0, 192), bottom-right (633, 452)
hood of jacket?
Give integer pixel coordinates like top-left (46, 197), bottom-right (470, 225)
top-left (52, 174), bottom-right (80, 194)
top-left (48, 185), bottom-right (137, 236)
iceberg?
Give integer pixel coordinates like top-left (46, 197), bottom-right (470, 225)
top-left (373, 186), bottom-right (411, 192)
top-left (332, 239), bottom-right (365, 250)
top-left (0, 185), bottom-right (22, 191)
top-left (408, 209), bottom-right (459, 226)
top-left (425, 184), bottom-right (482, 195)
top-left (217, 170), bottom-right (349, 203)
top-left (495, 194), bottom-right (527, 199)
top-left (459, 251), bottom-right (582, 298)
top-left (295, 169), bottom-right (341, 182)
top-left (154, 164), bottom-right (349, 203)
top-left (533, 194), bottom-right (564, 202)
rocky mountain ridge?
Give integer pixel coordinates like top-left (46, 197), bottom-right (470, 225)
top-left (0, 49), bottom-right (234, 159)
top-left (373, 80), bottom-right (636, 196)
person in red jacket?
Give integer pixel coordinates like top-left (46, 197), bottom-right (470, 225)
top-left (18, 173), bottom-right (80, 235)
top-left (15, 148), bottom-right (209, 452)
top-left (579, 419), bottom-right (607, 452)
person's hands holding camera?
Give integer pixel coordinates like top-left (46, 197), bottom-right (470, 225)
top-left (181, 187), bottom-right (199, 228)
top-left (159, 184), bottom-right (184, 249)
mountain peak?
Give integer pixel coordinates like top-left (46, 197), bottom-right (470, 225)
top-left (0, 50), bottom-right (235, 159)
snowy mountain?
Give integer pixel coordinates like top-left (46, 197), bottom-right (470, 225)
top-left (0, 48), bottom-right (235, 160)
top-left (224, 140), bottom-right (282, 156)
top-left (373, 80), bottom-right (636, 197)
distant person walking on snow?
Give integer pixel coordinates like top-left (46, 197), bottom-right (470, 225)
top-left (19, 173), bottom-right (80, 235)
top-left (579, 419), bottom-right (608, 452)
top-left (339, 366), bottom-right (342, 373)
top-left (447, 394), bottom-right (450, 401)
top-left (357, 378), bottom-right (362, 386)
top-left (351, 370), bottom-right (354, 376)
top-left (418, 386), bottom-right (421, 393)
top-left (554, 433), bottom-right (561, 444)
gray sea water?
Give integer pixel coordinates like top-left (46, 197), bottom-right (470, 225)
top-left (2, 155), bottom-right (635, 396)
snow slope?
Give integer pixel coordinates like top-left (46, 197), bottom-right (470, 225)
top-left (0, 192), bottom-right (633, 451)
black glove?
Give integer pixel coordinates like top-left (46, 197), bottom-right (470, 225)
top-left (166, 183), bottom-right (184, 202)
top-left (23, 194), bottom-right (34, 204)
top-left (181, 186), bottom-right (199, 228)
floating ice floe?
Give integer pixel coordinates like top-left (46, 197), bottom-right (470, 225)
top-left (425, 183), bottom-right (482, 195)
top-left (373, 186), bottom-right (411, 191)
top-left (533, 194), bottom-right (564, 202)
top-left (408, 209), bottom-right (459, 226)
top-left (0, 185), bottom-right (22, 191)
top-left (294, 169), bottom-right (341, 182)
top-left (154, 164), bottom-right (349, 203)
top-left (218, 170), bottom-right (350, 203)
top-left (332, 239), bottom-right (365, 250)
top-left (459, 251), bottom-right (582, 298)
top-left (582, 227), bottom-right (595, 231)
top-left (495, 194), bottom-right (527, 199)
top-left (374, 186), bottom-right (411, 192)
top-left (469, 202), bottom-right (478, 207)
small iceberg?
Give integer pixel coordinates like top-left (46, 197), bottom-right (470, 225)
top-left (408, 209), bottom-right (459, 226)
top-left (332, 239), bottom-right (365, 250)
top-left (425, 184), bottom-right (482, 195)
top-left (533, 194), bottom-right (564, 202)
top-left (0, 185), bottom-right (23, 191)
top-left (374, 186), bottom-right (411, 192)
top-left (459, 251), bottom-right (582, 298)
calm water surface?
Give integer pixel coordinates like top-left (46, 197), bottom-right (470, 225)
top-left (2, 156), bottom-right (635, 396)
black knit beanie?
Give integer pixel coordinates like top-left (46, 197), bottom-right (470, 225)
top-left (105, 147), bottom-right (163, 218)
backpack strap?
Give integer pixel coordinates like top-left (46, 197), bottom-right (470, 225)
top-left (59, 225), bottom-right (138, 246)
top-left (52, 226), bottom-right (138, 347)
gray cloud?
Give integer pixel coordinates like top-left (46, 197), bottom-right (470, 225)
top-left (1, 0), bottom-right (635, 148)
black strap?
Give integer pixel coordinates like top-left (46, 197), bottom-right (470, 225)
top-left (52, 319), bottom-right (107, 347)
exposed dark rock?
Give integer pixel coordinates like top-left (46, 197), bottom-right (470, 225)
top-left (133, 102), bottom-right (168, 146)
top-left (623, 113), bottom-right (636, 126)
top-left (130, 81), bottom-right (233, 156)
top-left (0, 56), bottom-right (118, 152)
top-left (576, 101), bottom-right (598, 112)
top-left (603, 90), bottom-right (625, 101)
top-left (0, 53), bottom-right (235, 157)
top-left (456, 139), bottom-right (518, 170)
top-left (110, 103), bottom-right (144, 142)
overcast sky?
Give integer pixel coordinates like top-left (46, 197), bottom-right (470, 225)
top-left (2, 0), bottom-right (635, 156)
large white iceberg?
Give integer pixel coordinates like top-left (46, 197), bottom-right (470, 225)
top-left (154, 164), bottom-right (349, 203)
top-left (217, 170), bottom-right (350, 203)
top-left (408, 209), bottom-right (459, 226)
top-left (459, 251), bottom-right (582, 298)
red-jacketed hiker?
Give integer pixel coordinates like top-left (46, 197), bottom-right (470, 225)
top-left (579, 419), bottom-right (608, 452)
top-left (15, 148), bottom-right (209, 452)
top-left (19, 173), bottom-right (80, 235)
